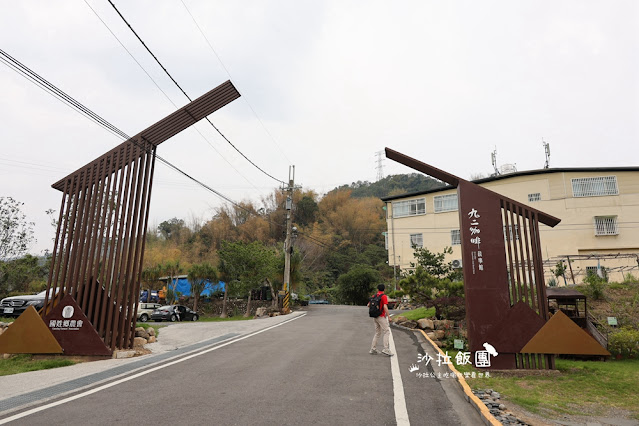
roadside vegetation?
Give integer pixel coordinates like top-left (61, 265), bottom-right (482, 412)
top-left (0, 354), bottom-right (76, 376)
top-left (452, 355), bottom-right (639, 421)
top-left (398, 307), bottom-right (435, 321)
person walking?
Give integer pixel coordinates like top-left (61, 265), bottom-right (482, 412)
top-left (369, 284), bottom-right (394, 356)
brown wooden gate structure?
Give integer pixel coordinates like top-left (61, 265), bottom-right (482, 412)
top-left (42, 81), bottom-right (240, 353)
top-left (386, 148), bottom-right (562, 369)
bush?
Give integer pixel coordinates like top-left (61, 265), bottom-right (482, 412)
top-left (622, 273), bottom-right (638, 284)
top-left (547, 277), bottom-right (557, 287)
top-left (584, 271), bottom-right (606, 300)
top-left (608, 327), bottom-right (639, 358)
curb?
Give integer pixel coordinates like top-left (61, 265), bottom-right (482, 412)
top-left (390, 321), bottom-right (501, 426)
top-left (416, 328), bottom-right (501, 426)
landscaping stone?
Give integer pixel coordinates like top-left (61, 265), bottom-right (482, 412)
top-left (147, 336), bottom-right (156, 344)
top-left (133, 337), bottom-right (147, 347)
top-left (417, 318), bottom-right (434, 330)
top-left (472, 389), bottom-right (528, 425)
top-left (433, 330), bottom-right (446, 340)
top-left (146, 327), bottom-right (155, 337)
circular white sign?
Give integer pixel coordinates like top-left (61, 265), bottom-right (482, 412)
top-left (62, 306), bottom-right (74, 319)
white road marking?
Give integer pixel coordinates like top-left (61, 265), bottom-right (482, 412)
top-left (389, 327), bottom-right (410, 425)
top-left (0, 313), bottom-right (306, 424)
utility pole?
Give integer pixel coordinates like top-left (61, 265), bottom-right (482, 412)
top-left (282, 166), bottom-right (295, 313)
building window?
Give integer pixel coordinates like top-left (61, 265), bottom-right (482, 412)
top-left (572, 176), bottom-right (618, 197)
top-left (594, 216), bottom-right (618, 236)
top-left (410, 233), bottom-right (423, 248)
top-left (383, 232), bottom-right (388, 250)
top-left (434, 194), bottom-right (458, 213)
top-left (528, 193), bottom-right (541, 202)
top-left (393, 198), bottom-right (426, 218)
top-left (451, 229), bottom-right (461, 245)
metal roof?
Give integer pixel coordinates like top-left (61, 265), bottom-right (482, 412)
top-left (546, 287), bottom-right (586, 299)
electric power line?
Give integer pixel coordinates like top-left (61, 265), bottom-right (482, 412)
top-left (105, 0), bottom-right (286, 185)
top-left (1, 48), bottom-right (330, 251)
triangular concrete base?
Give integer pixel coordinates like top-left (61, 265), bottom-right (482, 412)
top-left (0, 306), bottom-right (63, 354)
top-left (521, 310), bottom-right (610, 356)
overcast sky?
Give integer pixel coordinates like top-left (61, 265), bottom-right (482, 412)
top-left (1, 0), bottom-right (637, 255)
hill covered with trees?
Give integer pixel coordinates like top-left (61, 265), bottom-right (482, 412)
top-left (330, 173), bottom-right (446, 199)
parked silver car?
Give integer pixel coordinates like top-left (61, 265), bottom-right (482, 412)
top-left (137, 303), bottom-right (162, 322)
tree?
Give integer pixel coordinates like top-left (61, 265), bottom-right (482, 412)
top-left (336, 264), bottom-right (380, 305)
top-left (0, 197), bottom-right (35, 261)
top-left (218, 241), bottom-right (279, 317)
top-left (187, 263), bottom-right (217, 312)
top-left (0, 254), bottom-right (49, 298)
top-left (160, 260), bottom-right (183, 304)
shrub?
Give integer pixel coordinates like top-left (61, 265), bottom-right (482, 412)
top-left (622, 273), bottom-right (638, 284)
top-left (584, 271), bottom-right (606, 300)
top-left (608, 327), bottom-right (639, 358)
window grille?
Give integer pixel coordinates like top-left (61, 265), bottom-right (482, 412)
top-left (393, 198), bottom-right (426, 218)
top-left (528, 193), bottom-right (541, 202)
top-left (434, 194), bottom-right (458, 212)
top-left (450, 229), bottom-right (461, 245)
top-left (410, 233), bottom-right (423, 248)
top-left (594, 216), bottom-right (618, 236)
top-left (572, 176), bottom-right (618, 197)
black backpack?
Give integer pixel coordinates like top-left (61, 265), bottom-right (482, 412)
top-left (369, 293), bottom-right (383, 317)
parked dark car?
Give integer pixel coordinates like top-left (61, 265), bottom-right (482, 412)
top-left (0, 289), bottom-right (51, 317)
top-left (151, 305), bottom-right (199, 322)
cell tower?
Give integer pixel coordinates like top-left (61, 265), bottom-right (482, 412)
top-left (491, 148), bottom-right (500, 176)
top-left (375, 150), bottom-right (385, 181)
top-left (543, 138), bottom-right (551, 169)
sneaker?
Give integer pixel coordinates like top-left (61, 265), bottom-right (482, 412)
top-left (381, 349), bottom-right (394, 357)
top-left (369, 348), bottom-right (378, 355)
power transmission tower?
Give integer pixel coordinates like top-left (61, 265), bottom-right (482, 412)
top-left (375, 151), bottom-right (385, 181)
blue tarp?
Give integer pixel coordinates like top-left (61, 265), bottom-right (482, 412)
top-left (166, 278), bottom-right (225, 297)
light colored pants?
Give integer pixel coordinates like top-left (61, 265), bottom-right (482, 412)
top-left (371, 316), bottom-right (390, 351)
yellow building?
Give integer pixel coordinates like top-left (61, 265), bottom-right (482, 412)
top-left (382, 167), bottom-right (639, 284)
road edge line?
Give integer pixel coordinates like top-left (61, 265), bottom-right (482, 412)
top-left (0, 313), bottom-right (306, 425)
top-left (388, 327), bottom-right (410, 425)
top-left (417, 329), bottom-right (501, 426)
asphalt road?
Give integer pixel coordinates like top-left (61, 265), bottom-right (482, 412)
top-left (2, 305), bottom-right (480, 425)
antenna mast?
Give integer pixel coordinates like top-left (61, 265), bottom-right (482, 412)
top-left (491, 148), bottom-right (500, 176)
top-left (543, 138), bottom-right (551, 169)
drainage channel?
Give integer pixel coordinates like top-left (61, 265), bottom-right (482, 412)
top-left (0, 332), bottom-right (239, 415)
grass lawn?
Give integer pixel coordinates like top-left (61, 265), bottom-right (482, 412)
top-left (0, 354), bottom-right (76, 376)
top-left (448, 351), bottom-right (639, 420)
top-left (399, 307), bottom-right (436, 321)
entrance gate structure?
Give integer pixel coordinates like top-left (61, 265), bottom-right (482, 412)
top-left (41, 81), bottom-right (240, 353)
top-left (385, 148), bottom-right (562, 369)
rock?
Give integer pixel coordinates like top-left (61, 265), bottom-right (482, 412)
top-left (433, 319), bottom-right (454, 330)
top-left (392, 315), bottom-right (408, 324)
top-left (499, 404), bottom-right (506, 410)
top-left (491, 391), bottom-right (500, 399)
top-left (255, 307), bottom-right (268, 317)
top-left (433, 330), bottom-right (446, 340)
top-left (146, 327), bottom-right (155, 337)
top-left (2, 353), bottom-right (11, 359)
top-left (135, 329), bottom-right (149, 340)
top-left (147, 336), bottom-right (156, 343)
top-left (417, 318), bottom-right (434, 330)
top-left (426, 332), bottom-right (436, 339)
top-left (133, 337), bottom-right (147, 347)
top-left (432, 340), bottom-right (443, 347)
